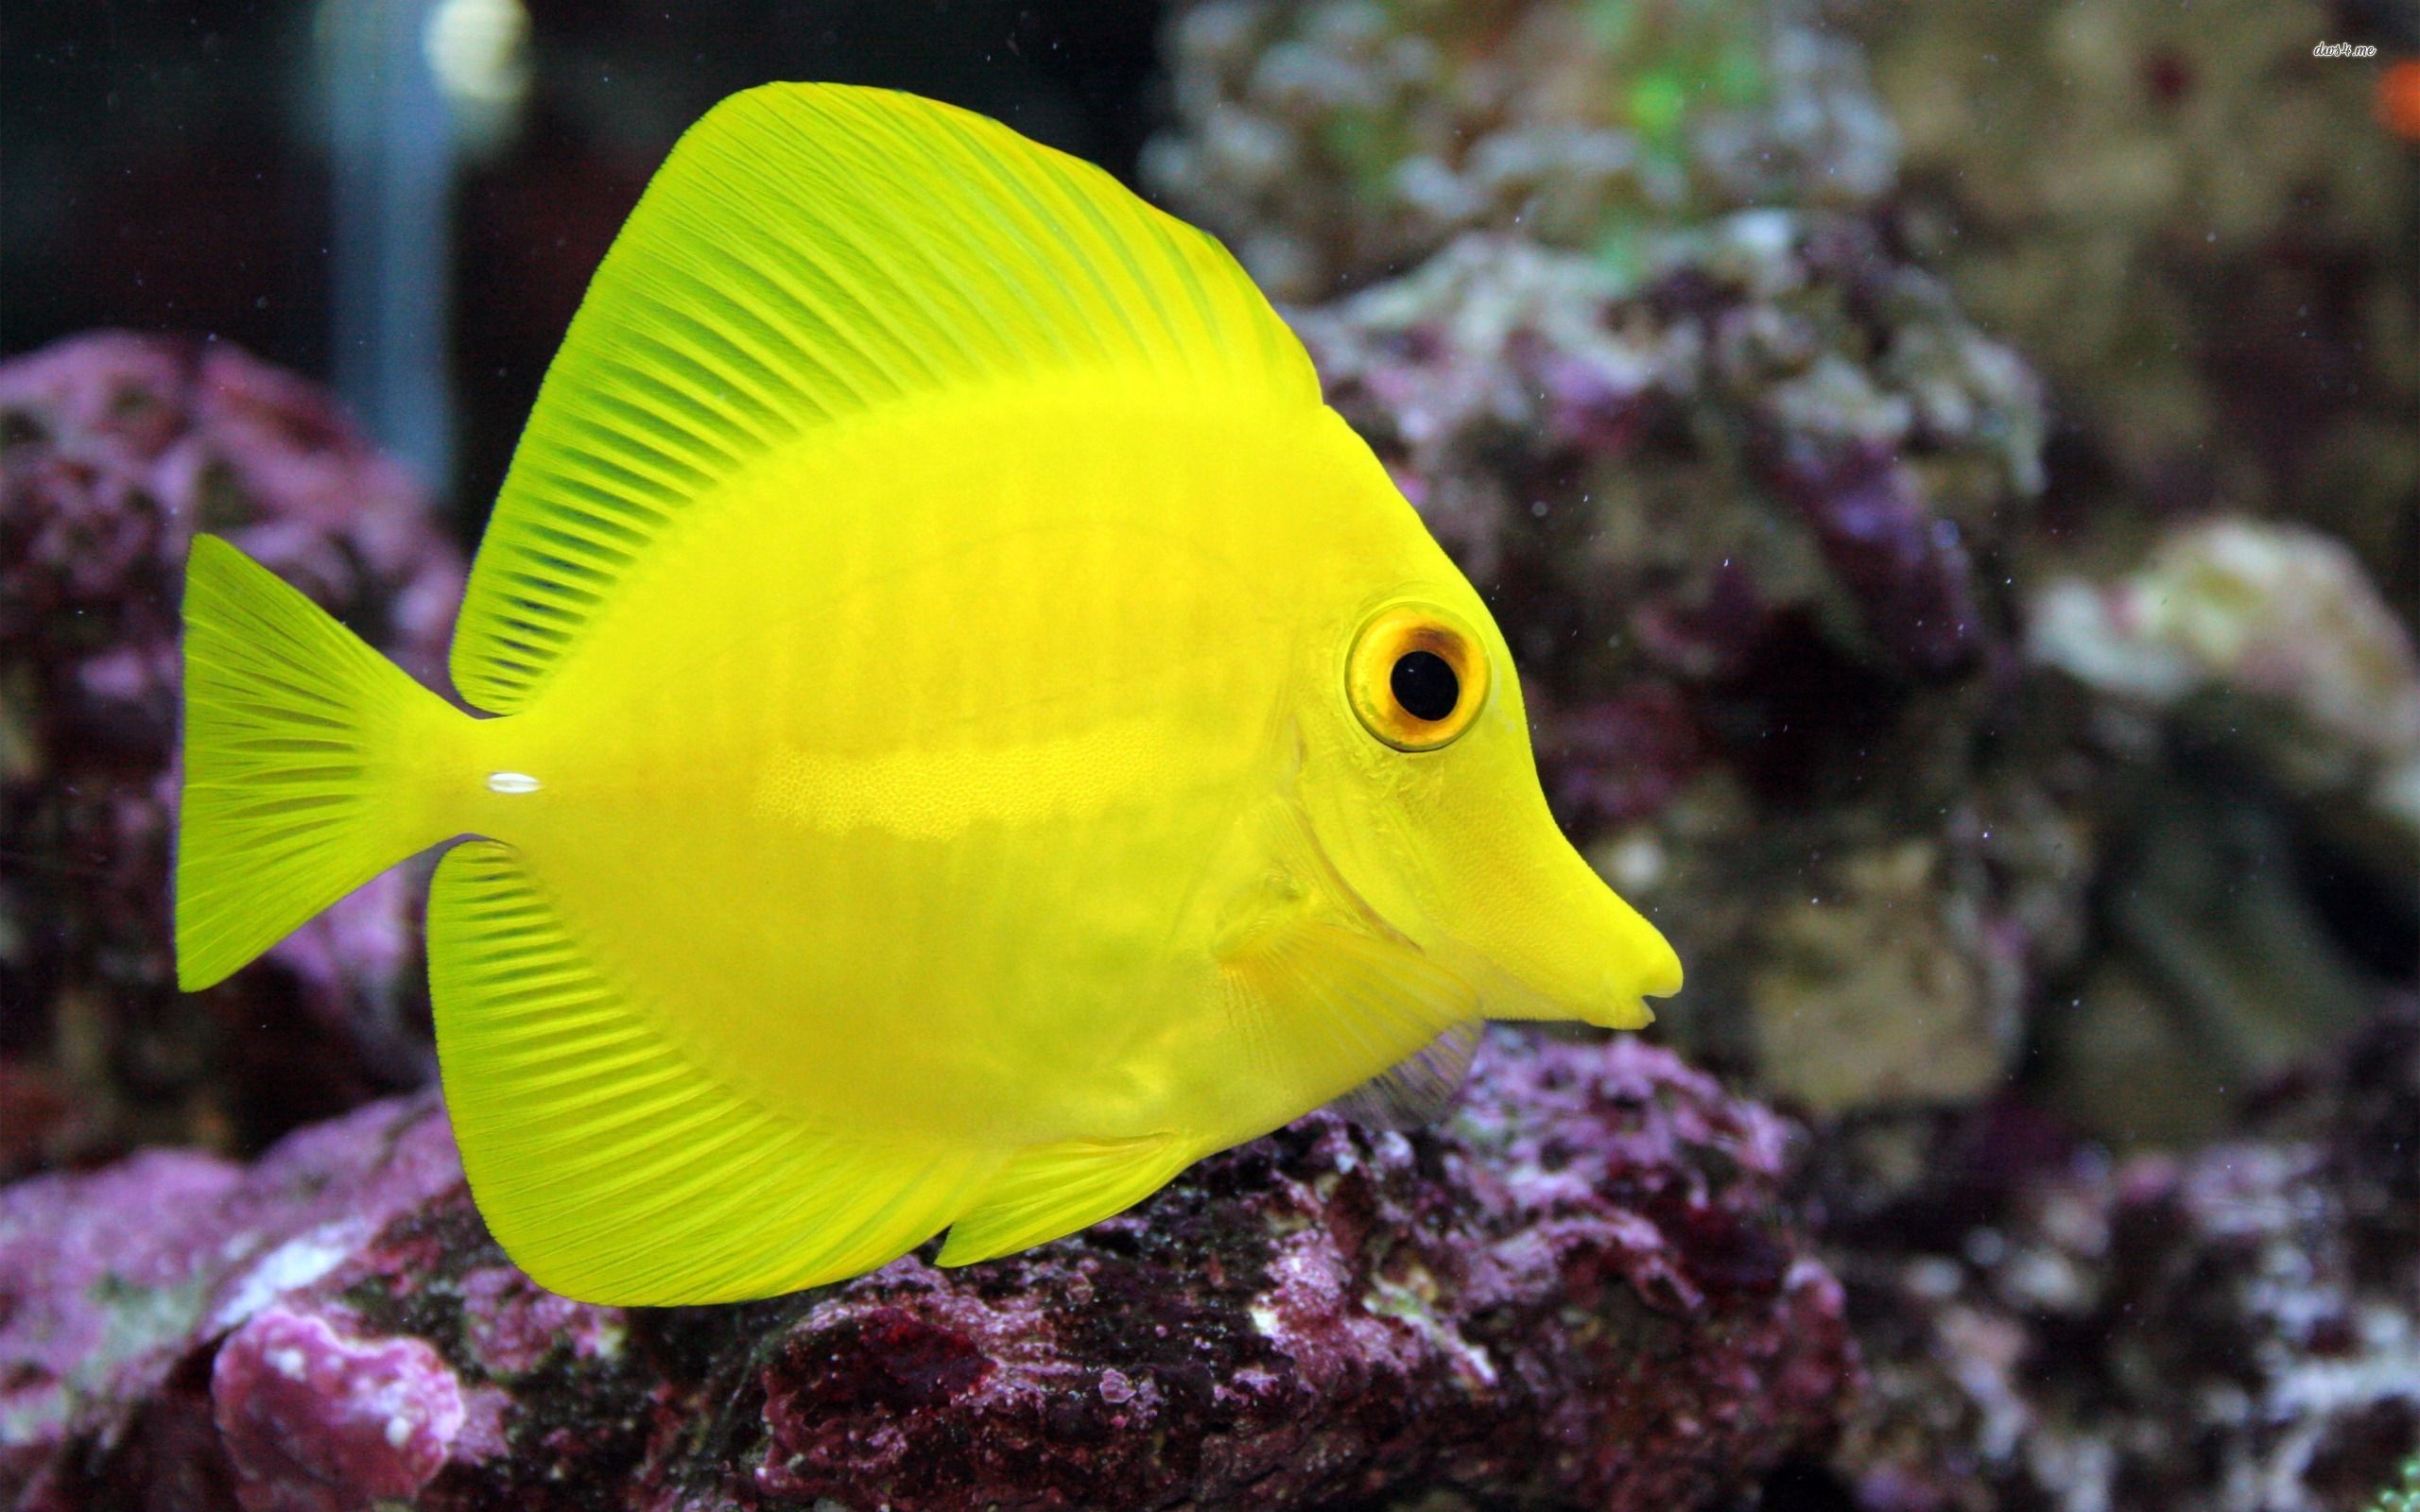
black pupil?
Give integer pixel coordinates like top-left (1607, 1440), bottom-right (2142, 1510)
top-left (1391, 650), bottom-right (1461, 722)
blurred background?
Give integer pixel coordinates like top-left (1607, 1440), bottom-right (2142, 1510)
top-left (3, 0), bottom-right (1163, 526)
top-left (3, 2), bottom-right (2417, 1507)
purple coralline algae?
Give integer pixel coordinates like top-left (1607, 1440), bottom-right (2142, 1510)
top-left (0, 1093), bottom-right (469, 1506)
top-left (214, 1309), bottom-right (469, 1512)
top-left (0, 1031), bottom-right (1854, 1510)
top-left (1827, 997), bottom-right (2420, 1511)
top-left (1294, 215), bottom-right (2044, 690)
top-left (0, 333), bottom-right (464, 1172)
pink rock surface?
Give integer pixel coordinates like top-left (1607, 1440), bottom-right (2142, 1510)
top-left (214, 1309), bottom-right (466, 1512)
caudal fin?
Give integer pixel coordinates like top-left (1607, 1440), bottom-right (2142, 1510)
top-left (175, 534), bottom-right (468, 990)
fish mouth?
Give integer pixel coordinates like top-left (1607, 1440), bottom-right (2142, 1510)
top-left (1566, 918), bottom-right (1680, 1030)
top-left (1465, 953), bottom-right (1668, 1031)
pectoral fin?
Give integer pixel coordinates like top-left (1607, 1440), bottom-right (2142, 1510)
top-left (1208, 787), bottom-right (1482, 1119)
top-left (1221, 913), bottom-right (1479, 1078)
top-left (1327, 1021), bottom-right (1486, 1130)
top-left (939, 852), bottom-right (1478, 1269)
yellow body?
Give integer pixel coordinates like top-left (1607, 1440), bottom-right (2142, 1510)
top-left (174, 85), bottom-right (1679, 1304)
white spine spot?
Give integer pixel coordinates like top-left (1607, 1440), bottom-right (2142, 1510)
top-left (486, 771), bottom-right (543, 795)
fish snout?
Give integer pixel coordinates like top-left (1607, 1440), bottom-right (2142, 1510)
top-left (1454, 833), bottom-right (1681, 1031)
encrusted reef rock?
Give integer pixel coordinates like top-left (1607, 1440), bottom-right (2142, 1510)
top-left (2027, 519), bottom-right (2420, 1143)
top-left (2031, 517), bottom-right (2420, 858)
top-left (1824, 996), bottom-right (2420, 1512)
top-left (1147, 0), bottom-right (1900, 300)
top-left (0, 333), bottom-right (464, 1174)
top-left (0, 1032), bottom-right (1853, 1511)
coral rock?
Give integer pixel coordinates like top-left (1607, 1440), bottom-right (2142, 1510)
top-left (213, 1309), bottom-right (468, 1512)
top-left (1149, 0), bottom-right (1900, 301)
top-left (1830, 998), bottom-right (2420, 1511)
top-left (2031, 517), bottom-right (2420, 848)
top-left (1757, 438), bottom-right (1980, 677)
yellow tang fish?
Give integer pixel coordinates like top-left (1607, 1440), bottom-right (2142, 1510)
top-left (174, 84), bottom-right (1682, 1304)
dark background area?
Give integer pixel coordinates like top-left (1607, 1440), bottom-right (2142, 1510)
top-left (2, 1), bottom-right (1163, 533)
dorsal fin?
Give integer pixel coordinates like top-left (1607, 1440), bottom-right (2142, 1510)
top-left (451, 83), bottom-right (1319, 713)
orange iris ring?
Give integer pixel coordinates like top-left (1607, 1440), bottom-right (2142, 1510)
top-left (1345, 603), bottom-right (1491, 752)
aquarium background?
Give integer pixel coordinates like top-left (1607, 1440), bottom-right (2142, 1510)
top-left (3, 2), bottom-right (2415, 1508)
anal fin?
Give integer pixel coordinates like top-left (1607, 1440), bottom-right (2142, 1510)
top-left (431, 841), bottom-right (998, 1304)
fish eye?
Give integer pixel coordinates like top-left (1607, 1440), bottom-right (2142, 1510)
top-left (1346, 604), bottom-right (1490, 751)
